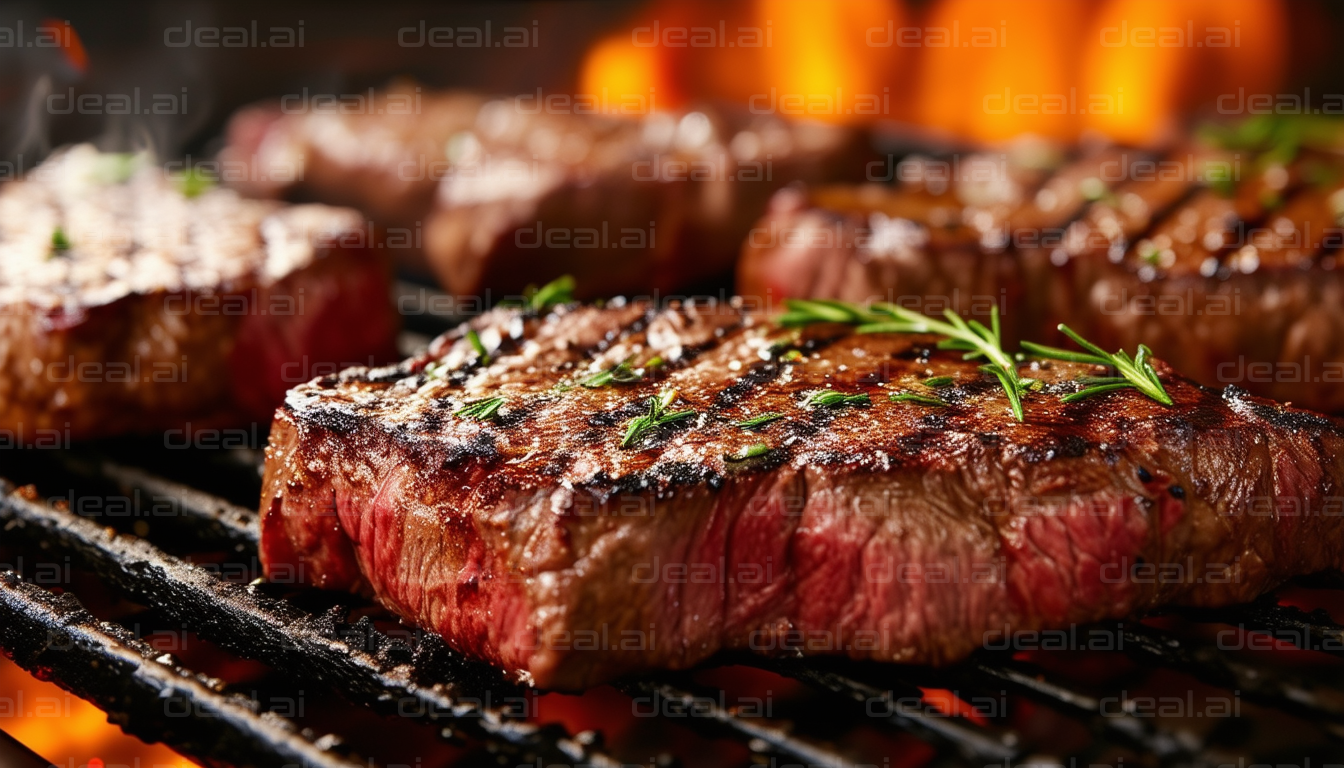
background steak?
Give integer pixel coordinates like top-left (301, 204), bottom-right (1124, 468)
top-left (259, 301), bottom-right (1344, 689)
top-left (738, 141), bottom-right (1344, 412)
top-left (0, 145), bottom-right (399, 440)
top-left (224, 85), bottom-right (871, 298)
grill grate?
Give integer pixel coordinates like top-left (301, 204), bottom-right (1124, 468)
top-left (3, 318), bottom-right (1344, 766)
top-left (6, 454), bottom-right (1344, 768)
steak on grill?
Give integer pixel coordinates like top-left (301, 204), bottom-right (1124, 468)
top-left (738, 140), bottom-right (1344, 412)
top-left (259, 301), bottom-right (1344, 689)
top-left (0, 145), bottom-right (399, 441)
top-left (224, 86), bottom-right (869, 298)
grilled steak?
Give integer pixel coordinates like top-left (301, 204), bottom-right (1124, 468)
top-left (0, 145), bottom-right (399, 441)
top-left (224, 86), bottom-right (869, 298)
top-left (259, 301), bottom-right (1344, 689)
top-left (739, 141), bottom-right (1344, 412)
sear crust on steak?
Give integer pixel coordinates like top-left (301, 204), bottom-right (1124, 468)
top-left (260, 301), bottom-right (1344, 690)
top-left (0, 145), bottom-right (399, 440)
top-left (738, 142), bottom-right (1344, 412)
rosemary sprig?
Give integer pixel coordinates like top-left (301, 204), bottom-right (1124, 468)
top-left (922, 376), bottom-right (954, 388)
top-left (466, 328), bottom-right (489, 365)
top-left (889, 392), bottom-right (944, 407)
top-left (1020, 325), bottom-right (1173, 406)
top-left (726, 443), bottom-right (770, 461)
top-left (802, 390), bottom-right (870, 409)
top-left (620, 389), bottom-right (695, 448)
top-left (455, 396), bottom-right (505, 421)
top-left (735, 412), bottom-right (784, 429)
top-left (581, 354), bottom-right (643, 388)
top-left (525, 275), bottom-right (576, 310)
top-left (780, 299), bottom-right (1027, 421)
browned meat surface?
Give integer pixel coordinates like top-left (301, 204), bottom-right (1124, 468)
top-left (738, 145), bottom-right (1344, 412)
top-left (224, 86), bottom-right (870, 298)
top-left (0, 145), bottom-right (399, 441)
top-left (259, 302), bottom-right (1344, 689)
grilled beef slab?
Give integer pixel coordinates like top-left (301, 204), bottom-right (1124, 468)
top-left (0, 145), bottom-right (398, 441)
top-left (224, 86), bottom-right (868, 298)
top-left (738, 142), bottom-right (1344, 412)
top-left (259, 301), bottom-right (1344, 689)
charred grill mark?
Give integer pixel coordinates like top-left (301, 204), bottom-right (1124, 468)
top-left (300, 404), bottom-right (362, 435)
top-left (442, 431), bottom-right (498, 468)
top-left (713, 362), bottom-right (784, 409)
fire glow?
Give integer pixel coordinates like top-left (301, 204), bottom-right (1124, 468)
top-left (579, 0), bottom-right (1292, 144)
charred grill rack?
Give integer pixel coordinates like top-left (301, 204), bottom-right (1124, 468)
top-left (4, 322), bottom-right (1344, 766)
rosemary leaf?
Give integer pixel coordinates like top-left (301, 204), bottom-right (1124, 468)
top-left (581, 354), bottom-right (643, 388)
top-left (889, 392), bottom-right (944, 407)
top-left (735, 412), bottom-right (784, 429)
top-left (455, 396), bottom-right (505, 421)
top-left (620, 389), bottom-right (695, 448)
top-left (527, 275), bottom-right (576, 310)
top-left (802, 390), bottom-right (870, 409)
top-left (1021, 324), bottom-right (1173, 406)
top-left (49, 227), bottom-right (71, 258)
top-left (466, 328), bottom-right (489, 365)
top-left (726, 443), bottom-right (770, 462)
top-left (922, 376), bottom-right (955, 388)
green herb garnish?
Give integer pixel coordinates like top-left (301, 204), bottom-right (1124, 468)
top-left (1021, 325), bottom-right (1172, 406)
top-left (780, 299), bottom-right (1028, 422)
top-left (175, 167), bottom-right (216, 199)
top-left (50, 227), bottom-right (71, 257)
top-left (922, 376), bottom-right (954, 388)
top-left (802, 390), bottom-right (870, 409)
top-left (726, 443), bottom-right (770, 462)
top-left (581, 354), bottom-right (642, 388)
top-left (466, 328), bottom-right (489, 365)
top-left (455, 396), bottom-right (506, 421)
top-left (735, 412), bottom-right (784, 429)
top-left (525, 275), bottom-right (576, 310)
top-left (621, 389), bottom-right (695, 448)
top-left (781, 350), bottom-right (804, 362)
top-left (889, 392), bottom-right (944, 407)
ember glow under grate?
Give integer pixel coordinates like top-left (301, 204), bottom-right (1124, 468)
top-left (3, 327), bottom-right (1344, 767)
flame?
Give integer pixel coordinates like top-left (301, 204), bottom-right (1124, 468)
top-left (577, 0), bottom-right (1293, 145)
top-left (0, 656), bottom-right (198, 768)
top-left (917, 0), bottom-right (1091, 141)
top-left (38, 19), bottom-right (88, 75)
top-left (752, 0), bottom-right (907, 124)
top-left (1081, 0), bottom-right (1287, 144)
top-left (918, 687), bottom-right (990, 726)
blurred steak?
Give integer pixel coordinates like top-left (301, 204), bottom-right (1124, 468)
top-left (224, 86), bottom-right (869, 298)
top-left (0, 145), bottom-right (399, 441)
top-left (739, 142), bottom-right (1344, 412)
top-left (259, 302), bottom-right (1344, 689)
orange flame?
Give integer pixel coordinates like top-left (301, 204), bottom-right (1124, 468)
top-left (39, 19), bottom-right (88, 75)
top-left (578, 0), bottom-right (1292, 145)
top-left (0, 656), bottom-right (198, 768)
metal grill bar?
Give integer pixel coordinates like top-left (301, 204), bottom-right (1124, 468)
top-left (0, 727), bottom-right (52, 768)
top-left (0, 482), bottom-right (618, 768)
top-left (621, 679), bottom-right (862, 768)
top-left (968, 657), bottom-right (1201, 759)
top-left (0, 570), bottom-right (366, 768)
top-left (756, 658), bottom-right (1020, 763)
top-left (49, 451), bottom-right (260, 548)
top-left (1120, 621), bottom-right (1344, 726)
top-left (1184, 596), bottom-right (1344, 660)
